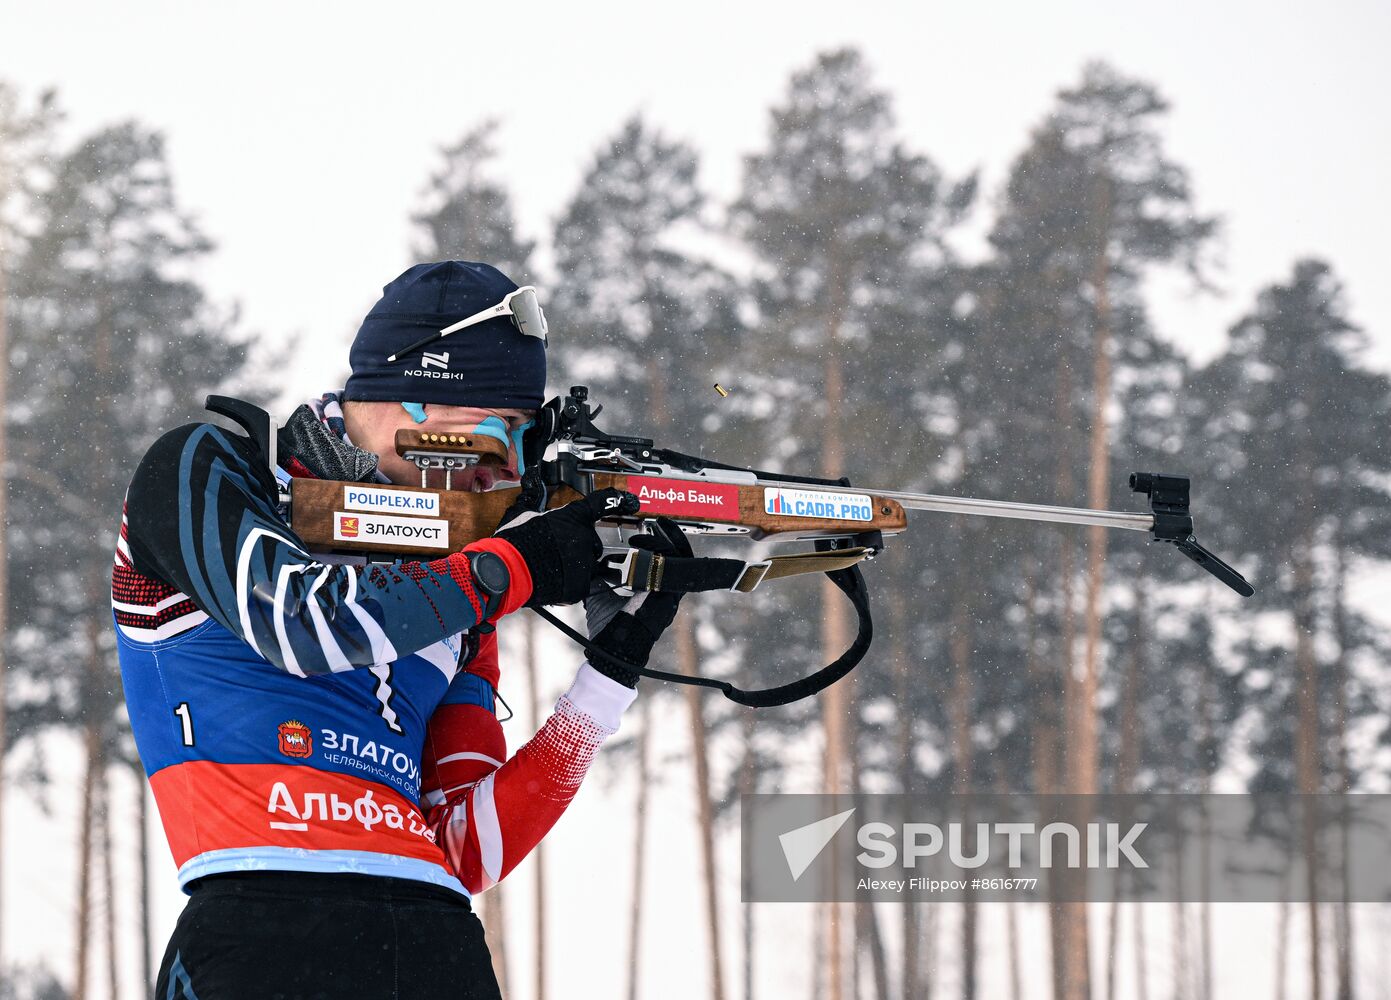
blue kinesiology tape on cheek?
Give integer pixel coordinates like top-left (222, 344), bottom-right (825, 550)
top-left (510, 420), bottom-right (535, 476)
top-left (471, 417), bottom-right (516, 474)
top-left (471, 416), bottom-right (512, 447)
top-left (401, 402), bottom-right (428, 424)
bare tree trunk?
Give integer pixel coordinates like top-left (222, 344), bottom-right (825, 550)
top-left (99, 779), bottom-right (119, 1000)
top-left (1109, 595), bottom-right (1145, 1000)
top-left (1275, 886), bottom-right (1290, 1000)
top-left (1172, 900), bottom-right (1188, 1000)
top-left (679, 614), bottom-right (726, 1000)
top-left (1058, 876), bottom-right (1088, 1000)
top-left (852, 899), bottom-right (889, 1000)
top-left (890, 581), bottom-right (921, 1000)
top-left (1076, 201), bottom-right (1113, 801)
top-left (1198, 829), bottom-right (1213, 1000)
top-left (1007, 899), bottom-right (1023, 1000)
top-left (1133, 902), bottom-right (1148, 1000)
top-left (1104, 894), bottom-right (1121, 1000)
top-left (1073, 244), bottom-right (1107, 806)
top-left (1062, 214), bottom-right (1114, 1000)
top-left (75, 242), bottom-right (117, 1000)
top-left (923, 897), bottom-right (938, 1000)
top-left (821, 616), bottom-right (849, 995)
top-left (819, 262), bottom-right (851, 1000)
top-left (136, 768), bottom-right (152, 994)
top-left (1026, 559), bottom-right (1065, 1000)
top-left (742, 857), bottom-right (754, 1000)
top-left (852, 904), bottom-right (860, 1000)
top-left (0, 240), bottom-right (10, 966)
top-left (846, 731), bottom-right (887, 1000)
top-left (525, 615), bottom-right (545, 1000)
top-left (1172, 831), bottom-right (1189, 1000)
top-left (947, 590), bottom-right (977, 1000)
top-left (1198, 672), bottom-right (1214, 1000)
top-left (477, 884), bottom-right (510, 996)
top-left (1331, 540), bottom-right (1354, 1000)
top-left (998, 753), bottom-right (1024, 1000)
top-left (73, 602), bottom-right (110, 1000)
top-left (738, 701), bottom-right (757, 1000)
top-left (1047, 352), bottom-right (1078, 1000)
top-left (902, 876), bottom-right (921, 996)
top-left (1293, 550), bottom-right (1323, 1000)
top-left (1104, 868), bottom-right (1125, 1000)
top-left (74, 719), bottom-right (99, 1000)
top-left (627, 696), bottom-right (652, 1000)
top-left (821, 560), bottom-right (850, 1000)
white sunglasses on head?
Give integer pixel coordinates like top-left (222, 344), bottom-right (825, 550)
top-left (387, 286), bottom-right (549, 363)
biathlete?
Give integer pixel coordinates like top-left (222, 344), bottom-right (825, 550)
top-left (113, 261), bottom-right (685, 998)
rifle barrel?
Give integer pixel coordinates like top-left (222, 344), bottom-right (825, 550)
top-left (520, 462), bottom-right (1155, 534)
top-left (847, 486), bottom-right (1155, 533)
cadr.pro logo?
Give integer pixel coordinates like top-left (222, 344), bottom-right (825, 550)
top-left (763, 487), bottom-right (873, 522)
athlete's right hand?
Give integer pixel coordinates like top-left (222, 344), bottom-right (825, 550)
top-left (495, 488), bottom-right (639, 608)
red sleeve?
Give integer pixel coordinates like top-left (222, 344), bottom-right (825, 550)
top-left (422, 665), bottom-right (636, 893)
top-left (419, 631), bottom-right (501, 797)
top-left (462, 537), bottom-right (533, 620)
top-left (465, 624), bottom-right (501, 692)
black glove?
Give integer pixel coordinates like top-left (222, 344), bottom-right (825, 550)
top-left (584, 518), bottom-right (693, 687)
top-left (495, 487), bottom-right (639, 608)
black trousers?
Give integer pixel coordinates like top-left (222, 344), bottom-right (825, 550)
top-left (155, 872), bottom-right (502, 1000)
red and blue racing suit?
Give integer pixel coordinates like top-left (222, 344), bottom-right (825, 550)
top-left (113, 419), bottom-right (635, 904)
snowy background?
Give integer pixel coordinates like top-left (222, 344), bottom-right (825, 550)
top-left (2, 2), bottom-right (1389, 999)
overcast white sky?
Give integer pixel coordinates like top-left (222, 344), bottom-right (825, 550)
top-left (3, 1), bottom-right (1390, 996)
top-left (3, 0), bottom-right (1389, 399)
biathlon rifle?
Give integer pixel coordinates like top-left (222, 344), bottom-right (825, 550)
top-left (208, 387), bottom-right (1254, 708)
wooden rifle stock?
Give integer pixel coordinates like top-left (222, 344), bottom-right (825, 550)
top-left (289, 474), bottom-right (908, 559)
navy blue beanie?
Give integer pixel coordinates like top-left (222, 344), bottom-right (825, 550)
top-left (343, 261), bottom-right (547, 409)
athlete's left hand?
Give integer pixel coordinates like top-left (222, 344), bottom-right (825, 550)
top-left (583, 518), bottom-right (692, 687)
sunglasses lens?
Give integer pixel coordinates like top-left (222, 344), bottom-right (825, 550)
top-left (510, 289), bottom-right (548, 344)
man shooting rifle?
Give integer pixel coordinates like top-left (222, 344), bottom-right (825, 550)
top-left (114, 261), bottom-right (673, 998)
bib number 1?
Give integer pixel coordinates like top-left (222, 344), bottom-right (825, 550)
top-left (174, 701), bottom-right (195, 747)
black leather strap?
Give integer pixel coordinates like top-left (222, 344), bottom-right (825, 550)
top-left (531, 562), bottom-right (872, 709)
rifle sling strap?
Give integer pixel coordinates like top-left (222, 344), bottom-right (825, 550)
top-left (531, 561), bottom-right (873, 709)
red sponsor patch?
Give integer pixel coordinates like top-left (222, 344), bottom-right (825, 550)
top-left (148, 761), bottom-right (446, 869)
top-left (338, 515), bottom-right (359, 538)
top-left (630, 478), bottom-right (739, 520)
top-left (278, 720), bottom-right (313, 758)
